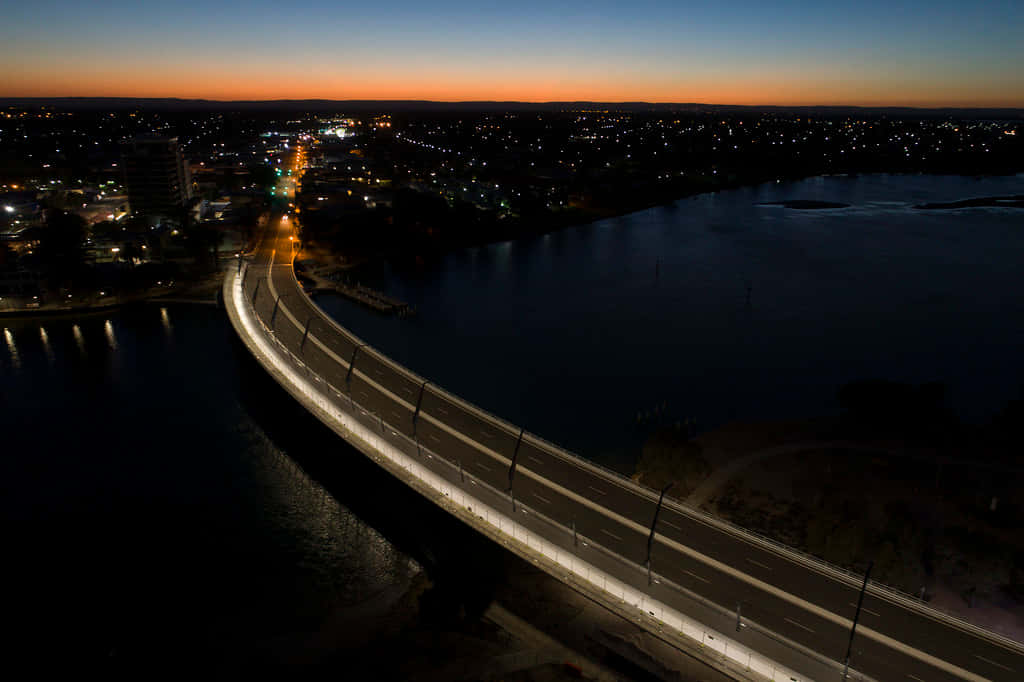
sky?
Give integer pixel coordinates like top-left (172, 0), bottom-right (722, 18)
top-left (1, 0), bottom-right (1022, 106)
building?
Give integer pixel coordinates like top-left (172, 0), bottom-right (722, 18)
top-left (121, 136), bottom-right (193, 221)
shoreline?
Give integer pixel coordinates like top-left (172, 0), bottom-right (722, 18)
top-left (310, 169), bottom-right (1024, 265)
top-left (0, 272), bottom-right (227, 320)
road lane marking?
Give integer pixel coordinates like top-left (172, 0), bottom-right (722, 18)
top-left (437, 406), bottom-right (448, 415)
top-left (391, 410), bottom-right (405, 422)
top-left (684, 570), bottom-right (709, 584)
top-left (661, 519), bottom-right (682, 531)
top-left (588, 485), bottom-right (607, 496)
top-left (746, 558), bottom-right (773, 572)
top-left (527, 455), bottom-right (544, 465)
top-left (251, 248), bottom-right (1000, 682)
top-left (600, 528), bottom-right (623, 542)
top-left (533, 493), bottom-right (552, 505)
top-left (848, 603), bottom-right (881, 618)
top-left (428, 434), bottom-right (441, 443)
top-left (474, 461), bottom-right (492, 472)
top-left (973, 654), bottom-right (1015, 673)
top-left (480, 430), bottom-right (493, 439)
top-left (784, 617), bottom-right (816, 634)
top-left (907, 674), bottom-right (926, 681)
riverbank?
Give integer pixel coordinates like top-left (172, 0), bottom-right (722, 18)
top-left (0, 269), bottom-right (226, 319)
top-left (632, 416), bottom-right (1024, 644)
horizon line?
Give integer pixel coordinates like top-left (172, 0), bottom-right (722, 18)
top-left (2, 96), bottom-right (1024, 112)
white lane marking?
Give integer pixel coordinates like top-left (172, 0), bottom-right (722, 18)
top-left (588, 485), bottom-right (607, 496)
top-left (907, 674), bottom-right (926, 681)
top-left (600, 528), bottom-right (623, 542)
top-left (391, 410), bottom-right (405, 422)
top-left (973, 654), bottom-right (1015, 673)
top-left (849, 603), bottom-right (881, 618)
top-left (533, 493), bottom-right (552, 505)
top-left (661, 519), bottom-right (682, 532)
top-left (746, 558), bottom-right (773, 572)
top-left (427, 434), bottom-right (441, 443)
top-left (257, 252), bottom-right (997, 682)
top-left (527, 455), bottom-right (544, 465)
top-left (684, 570), bottom-right (710, 584)
top-left (474, 461), bottom-right (492, 472)
top-left (479, 430), bottom-right (493, 439)
top-left (784, 617), bottom-right (816, 634)
top-left (437, 406), bottom-right (448, 415)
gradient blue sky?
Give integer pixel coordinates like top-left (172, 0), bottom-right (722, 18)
top-left (2, 0), bottom-right (1022, 105)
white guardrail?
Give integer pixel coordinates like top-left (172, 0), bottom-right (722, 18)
top-left (229, 262), bottom-right (876, 682)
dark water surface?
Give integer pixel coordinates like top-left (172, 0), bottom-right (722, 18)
top-left (0, 305), bottom-right (429, 675)
top-left (315, 174), bottom-right (1024, 473)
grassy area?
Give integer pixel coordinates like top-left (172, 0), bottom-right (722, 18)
top-left (633, 426), bottom-right (711, 498)
top-left (709, 447), bottom-right (1024, 605)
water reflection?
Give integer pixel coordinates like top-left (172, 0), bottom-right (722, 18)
top-left (160, 307), bottom-right (173, 339)
top-left (39, 326), bottom-right (55, 366)
top-left (103, 319), bottom-right (118, 352)
top-left (3, 327), bottom-right (20, 371)
top-left (72, 324), bottom-right (86, 356)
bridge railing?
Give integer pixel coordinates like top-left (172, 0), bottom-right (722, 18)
top-left (246, 259), bottom-right (1024, 653)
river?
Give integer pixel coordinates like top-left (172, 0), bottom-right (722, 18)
top-left (314, 173), bottom-right (1024, 474)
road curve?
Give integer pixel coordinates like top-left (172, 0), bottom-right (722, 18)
top-left (240, 214), bottom-right (1024, 682)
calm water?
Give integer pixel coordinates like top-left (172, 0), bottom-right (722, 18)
top-left (316, 173), bottom-right (1024, 473)
top-left (0, 305), bottom-right (428, 674)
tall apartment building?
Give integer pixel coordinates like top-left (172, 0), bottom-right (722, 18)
top-left (121, 136), bottom-right (193, 220)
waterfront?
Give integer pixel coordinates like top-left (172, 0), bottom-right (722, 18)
top-left (314, 173), bottom-right (1024, 474)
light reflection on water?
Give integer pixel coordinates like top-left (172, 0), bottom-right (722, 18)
top-left (1, 306), bottom-right (420, 661)
top-left (72, 324), bottom-right (85, 356)
top-left (39, 326), bottom-right (55, 366)
top-left (3, 327), bottom-right (19, 371)
top-left (103, 319), bottom-right (118, 351)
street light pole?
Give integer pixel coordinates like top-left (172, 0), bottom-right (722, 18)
top-left (412, 380), bottom-right (429, 437)
top-left (508, 427), bottom-right (525, 492)
top-left (270, 294), bottom-right (282, 329)
top-left (345, 343), bottom-right (366, 396)
top-left (646, 482), bottom-right (674, 585)
top-left (300, 316), bottom-right (312, 353)
top-left (843, 560), bottom-right (874, 680)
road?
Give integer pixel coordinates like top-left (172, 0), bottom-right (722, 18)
top-left (240, 197), bottom-right (1024, 681)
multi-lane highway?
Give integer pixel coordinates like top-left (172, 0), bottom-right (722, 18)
top-left (237, 209), bottom-right (1024, 681)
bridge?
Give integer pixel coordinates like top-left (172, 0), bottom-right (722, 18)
top-left (225, 214), bottom-right (1024, 681)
